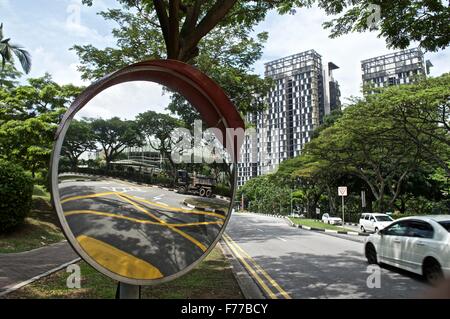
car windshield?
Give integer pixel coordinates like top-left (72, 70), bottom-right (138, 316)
top-left (375, 215), bottom-right (393, 222)
top-left (438, 221), bottom-right (450, 232)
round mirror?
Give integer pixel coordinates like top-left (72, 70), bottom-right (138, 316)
top-left (50, 60), bottom-right (243, 285)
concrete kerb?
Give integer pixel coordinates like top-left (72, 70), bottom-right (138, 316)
top-left (248, 212), bottom-right (369, 237)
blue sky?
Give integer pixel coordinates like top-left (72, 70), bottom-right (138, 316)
top-left (1, 0), bottom-right (449, 118)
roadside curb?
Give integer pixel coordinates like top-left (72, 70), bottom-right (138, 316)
top-left (182, 200), bottom-right (226, 216)
top-left (249, 212), bottom-right (369, 237)
top-left (218, 241), bottom-right (266, 299)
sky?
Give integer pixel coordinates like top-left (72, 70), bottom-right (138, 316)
top-left (1, 0), bottom-right (449, 118)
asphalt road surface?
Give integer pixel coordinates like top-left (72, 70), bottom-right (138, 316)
top-left (225, 213), bottom-right (430, 299)
top-left (58, 175), bottom-right (229, 280)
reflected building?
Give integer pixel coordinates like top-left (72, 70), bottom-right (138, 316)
top-left (238, 50), bottom-right (341, 186)
top-left (361, 47), bottom-right (433, 94)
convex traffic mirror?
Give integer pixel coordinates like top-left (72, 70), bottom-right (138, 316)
top-left (51, 60), bottom-right (244, 285)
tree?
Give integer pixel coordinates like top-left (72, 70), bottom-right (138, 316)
top-left (322, 0), bottom-right (450, 52)
top-left (0, 23), bottom-right (31, 73)
top-left (136, 110), bottom-right (183, 177)
top-left (387, 73), bottom-right (450, 177)
top-left (307, 91), bottom-right (435, 213)
top-left (61, 119), bottom-right (97, 171)
top-left (90, 117), bottom-right (143, 169)
top-left (0, 111), bottom-right (63, 178)
top-left (73, 3), bottom-right (272, 117)
top-left (0, 74), bottom-right (83, 123)
top-left (0, 64), bottom-right (22, 89)
top-left (0, 75), bottom-right (83, 179)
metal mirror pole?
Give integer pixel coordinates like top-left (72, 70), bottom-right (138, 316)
top-left (116, 282), bottom-right (141, 299)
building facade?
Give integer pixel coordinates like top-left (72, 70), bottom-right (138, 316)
top-left (237, 50), bottom-right (341, 186)
top-left (361, 48), bottom-right (432, 93)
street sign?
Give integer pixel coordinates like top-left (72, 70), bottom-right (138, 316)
top-left (338, 186), bottom-right (347, 225)
top-left (338, 186), bottom-right (347, 197)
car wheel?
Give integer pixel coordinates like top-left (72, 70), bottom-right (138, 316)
top-left (423, 258), bottom-right (444, 285)
top-left (365, 243), bottom-right (377, 264)
top-left (199, 188), bottom-right (206, 197)
top-left (361, 226), bottom-right (365, 233)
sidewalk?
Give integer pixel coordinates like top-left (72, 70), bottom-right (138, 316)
top-left (0, 241), bottom-right (79, 296)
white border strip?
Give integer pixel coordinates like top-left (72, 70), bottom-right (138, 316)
top-left (0, 258), bottom-right (81, 297)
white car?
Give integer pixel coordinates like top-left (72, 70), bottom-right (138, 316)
top-left (359, 213), bottom-right (394, 233)
top-left (322, 213), bottom-right (342, 225)
top-left (364, 215), bottom-right (450, 284)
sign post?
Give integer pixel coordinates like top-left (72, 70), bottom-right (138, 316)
top-left (338, 186), bottom-right (348, 224)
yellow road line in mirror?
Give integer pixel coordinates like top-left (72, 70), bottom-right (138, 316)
top-left (222, 234), bottom-right (278, 299)
top-left (116, 194), bottom-right (208, 252)
top-left (61, 191), bottom-right (118, 204)
top-left (64, 210), bottom-right (223, 227)
top-left (121, 193), bottom-right (226, 220)
top-left (76, 235), bottom-right (163, 280)
top-left (223, 233), bottom-right (292, 299)
top-left (61, 191), bottom-right (226, 220)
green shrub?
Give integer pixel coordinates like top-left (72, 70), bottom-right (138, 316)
top-left (0, 160), bottom-right (34, 233)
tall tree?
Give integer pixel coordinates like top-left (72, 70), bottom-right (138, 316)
top-left (61, 119), bottom-right (97, 171)
top-left (137, 110), bottom-right (183, 177)
top-left (73, 3), bottom-right (272, 117)
top-left (0, 23), bottom-right (31, 73)
top-left (322, 0), bottom-right (450, 52)
top-left (0, 75), bottom-right (83, 178)
top-left (90, 117), bottom-right (143, 169)
top-left (307, 98), bottom-right (426, 213)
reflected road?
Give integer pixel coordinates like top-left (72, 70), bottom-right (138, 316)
top-left (59, 175), bottom-right (228, 280)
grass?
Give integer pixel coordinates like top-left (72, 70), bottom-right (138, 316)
top-left (184, 197), bottom-right (229, 211)
top-left (0, 189), bottom-right (65, 254)
top-left (289, 218), bottom-right (355, 232)
top-left (3, 246), bottom-right (243, 299)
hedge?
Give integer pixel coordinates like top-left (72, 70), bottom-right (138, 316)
top-left (0, 160), bottom-right (34, 233)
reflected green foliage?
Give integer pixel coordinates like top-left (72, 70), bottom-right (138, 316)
top-left (90, 117), bottom-right (144, 168)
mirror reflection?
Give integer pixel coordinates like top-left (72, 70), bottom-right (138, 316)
top-left (58, 81), bottom-right (234, 281)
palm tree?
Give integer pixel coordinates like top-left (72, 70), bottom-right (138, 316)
top-left (0, 23), bottom-right (31, 74)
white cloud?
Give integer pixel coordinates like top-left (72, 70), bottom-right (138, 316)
top-left (30, 47), bottom-right (86, 86)
top-left (255, 6), bottom-right (450, 100)
top-left (75, 81), bottom-right (172, 120)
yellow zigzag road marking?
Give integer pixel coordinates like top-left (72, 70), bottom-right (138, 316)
top-left (65, 209), bottom-right (223, 227)
top-left (116, 194), bottom-right (207, 252)
top-left (61, 191), bottom-right (225, 220)
top-left (76, 235), bottom-right (163, 280)
top-left (61, 191), bottom-right (118, 204)
top-left (123, 193), bottom-right (226, 220)
top-left (223, 233), bottom-right (292, 299)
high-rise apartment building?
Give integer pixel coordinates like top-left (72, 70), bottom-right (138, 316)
top-left (361, 48), bottom-right (432, 93)
top-left (237, 50), bottom-right (341, 186)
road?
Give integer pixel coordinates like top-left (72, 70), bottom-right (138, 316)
top-left (58, 175), bottom-right (229, 281)
top-left (224, 213), bottom-right (430, 299)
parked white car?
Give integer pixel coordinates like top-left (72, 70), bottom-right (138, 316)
top-left (364, 215), bottom-right (450, 284)
top-left (322, 213), bottom-right (342, 225)
top-left (359, 213), bottom-right (394, 233)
